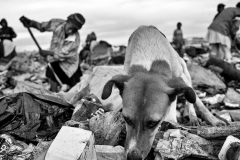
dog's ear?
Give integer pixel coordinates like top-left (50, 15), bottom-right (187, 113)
top-left (101, 74), bottom-right (129, 100)
top-left (167, 77), bottom-right (196, 103)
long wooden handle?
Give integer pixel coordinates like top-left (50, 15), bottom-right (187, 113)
top-left (26, 26), bottom-right (63, 87)
top-left (48, 63), bottom-right (63, 86)
top-left (26, 27), bottom-right (42, 51)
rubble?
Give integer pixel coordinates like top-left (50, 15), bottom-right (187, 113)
top-left (72, 65), bottom-right (125, 111)
top-left (188, 63), bottom-right (226, 94)
top-left (89, 111), bottom-right (125, 146)
top-left (155, 129), bottom-right (220, 160)
top-left (0, 92), bottom-right (73, 142)
top-left (202, 94), bottom-right (225, 105)
top-left (95, 145), bottom-right (125, 160)
top-left (191, 122), bottom-right (240, 139)
top-left (71, 97), bottom-right (104, 122)
top-left (13, 81), bottom-right (52, 96)
top-left (218, 135), bottom-right (240, 160)
top-left (2, 47), bottom-right (240, 160)
top-left (205, 57), bottom-right (240, 82)
top-left (223, 88), bottom-right (240, 108)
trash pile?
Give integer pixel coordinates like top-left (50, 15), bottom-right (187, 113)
top-left (0, 51), bottom-right (49, 96)
top-left (1, 47), bottom-right (240, 160)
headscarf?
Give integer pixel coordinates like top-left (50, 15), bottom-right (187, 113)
top-left (67, 13), bottom-right (85, 30)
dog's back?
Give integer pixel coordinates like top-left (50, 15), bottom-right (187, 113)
top-left (124, 25), bottom-right (183, 77)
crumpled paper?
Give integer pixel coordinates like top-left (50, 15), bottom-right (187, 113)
top-left (0, 134), bottom-right (52, 160)
top-left (155, 129), bottom-right (220, 160)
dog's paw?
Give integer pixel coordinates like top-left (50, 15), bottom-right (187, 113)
top-left (210, 116), bottom-right (227, 126)
top-left (189, 116), bottom-right (201, 126)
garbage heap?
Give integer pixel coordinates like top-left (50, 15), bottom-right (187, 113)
top-left (1, 48), bottom-right (240, 160)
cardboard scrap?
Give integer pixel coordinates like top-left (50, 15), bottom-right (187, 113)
top-left (45, 126), bottom-right (97, 160)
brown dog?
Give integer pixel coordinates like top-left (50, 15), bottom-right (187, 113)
top-left (101, 26), bottom-right (226, 160)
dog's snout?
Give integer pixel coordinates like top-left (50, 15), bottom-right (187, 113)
top-left (127, 150), bottom-right (142, 160)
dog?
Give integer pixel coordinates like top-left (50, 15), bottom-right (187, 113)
top-left (101, 26), bottom-right (226, 160)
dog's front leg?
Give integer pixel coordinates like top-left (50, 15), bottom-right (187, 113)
top-left (194, 97), bottom-right (226, 126)
top-left (186, 103), bottom-right (201, 126)
top-left (179, 58), bottom-right (226, 126)
top-left (180, 58), bottom-right (201, 126)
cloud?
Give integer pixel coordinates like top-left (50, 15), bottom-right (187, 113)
top-left (1, 0), bottom-right (238, 51)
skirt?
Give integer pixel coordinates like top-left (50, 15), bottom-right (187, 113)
top-left (46, 61), bottom-right (82, 88)
top-left (206, 29), bottom-right (231, 48)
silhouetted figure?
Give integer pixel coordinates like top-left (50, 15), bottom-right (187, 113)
top-left (172, 22), bottom-right (184, 57)
top-left (0, 18), bottom-right (17, 60)
top-left (213, 3), bottom-right (225, 20)
top-left (85, 32), bottom-right (97, 49)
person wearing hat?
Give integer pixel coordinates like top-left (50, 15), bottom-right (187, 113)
top-left (20, 13), bottom-right (85, 92)
top-left (213, 3), bottom-right (225, 20)
top-left (85, 32), bottom-right (97, 48)
top-left (206, 2), bottom-right (240, 63)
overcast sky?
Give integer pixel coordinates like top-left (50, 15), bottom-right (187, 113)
top-left (0, 0), bottom-right (238, 52)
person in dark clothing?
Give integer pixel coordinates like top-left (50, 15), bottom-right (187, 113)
top-left (20, 13), bottom-right (85, 92)
top-left (213, 3), bottom-right (225, 20)
top-left (0, 18), bottom-right (17, 59)
top-left (206, 2), bottom-right (240, 62)
top-left (79, 32), bottom-right (97, 63)
top-left (0, 19), bottom-right (17, 41)
top-left (172, 22), bottom-right (184, 57)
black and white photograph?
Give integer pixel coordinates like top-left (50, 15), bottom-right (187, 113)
top-left (0, 0), bottom-right (240, 159)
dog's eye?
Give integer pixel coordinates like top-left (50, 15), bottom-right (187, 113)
top-left (147, 120), bottom-right (160, 129)
top-left (123, 116), bottom-right (133, 126)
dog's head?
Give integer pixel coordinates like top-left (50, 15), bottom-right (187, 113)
top-left (101, 66), bottom-right (196, 160)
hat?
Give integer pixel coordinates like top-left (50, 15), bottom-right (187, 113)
top-left (218, 3), bottom-right (225, 8)
top-left (237, 2), bottom-right (240, 8)
top-left (67, 13), bottom-right (85, 30)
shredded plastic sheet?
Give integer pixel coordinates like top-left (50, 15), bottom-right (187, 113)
top-left (0, 92), bottom-right (73, 142)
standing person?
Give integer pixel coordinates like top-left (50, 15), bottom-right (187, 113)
top-left (0, 18), bottom-right (17, 60)
top-left (172, 22), bottom-right (184, 57)
top-left (85, 32), bottom-right (97, 49)
top-left (213, 3), bottom-right (225, 20)
top-left (20, 13), bottom-right (85, 92)
top-left (79, 32), bottom-right (97, 63)
top-left (231, 18), bottom-right (240, 52)
top-left (206, 3), bottom-right (240, 62)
